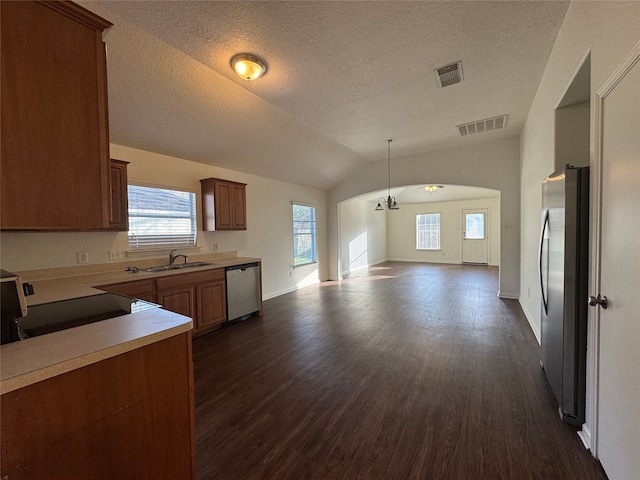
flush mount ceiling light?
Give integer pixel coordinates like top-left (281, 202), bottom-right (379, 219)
top-left (375, 139), bottom-right (399, 211)
top-left (424, 184), bottom-right (444, 193)
top-left (230, 53), bottom-right (268, 81)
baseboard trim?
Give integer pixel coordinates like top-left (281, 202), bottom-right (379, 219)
top-left (387, 258), bottom-right (460, 265)
top-left (519, 299), bottom-right (541, 344)
top-left (263, 286), bottom-right (298, 301)
top-left (578, 423), bottom-right (592, 450)
top-left (342, 258), bottom-right (388, 277)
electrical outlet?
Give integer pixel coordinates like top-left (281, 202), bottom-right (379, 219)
top-left (528, 288), bottom-right (531, 298)
top-left (109, 251), bottom-right (124, 261)
top-left (77, 251), bottom-right (89, 264)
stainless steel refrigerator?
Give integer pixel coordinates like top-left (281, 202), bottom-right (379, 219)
top-left (539, 165), bottom-right (589, 425)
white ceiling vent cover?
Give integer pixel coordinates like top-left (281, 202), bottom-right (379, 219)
top-left (435, 62), bottom-right (463, 87)
top-left (456, 114), bottom-right (509, 136)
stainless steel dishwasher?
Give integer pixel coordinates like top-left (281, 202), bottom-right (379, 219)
top-left (225, 262), bottom-right (261, 322)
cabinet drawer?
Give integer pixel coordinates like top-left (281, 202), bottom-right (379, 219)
top-left (156, 268), bottom-right (224, 291)
top-left (97, 279), bottom-right (154, 298)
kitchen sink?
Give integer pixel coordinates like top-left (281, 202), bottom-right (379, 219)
top-left (145, 262), bottom-right (216, 273)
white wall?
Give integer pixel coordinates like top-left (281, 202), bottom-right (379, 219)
top-left (0, 144), bottom-right (328, 300)
top-left (555, 102), bottom-right (590, 170)
top-left (329, 137), bottom-right (520, 298)
top-left (519, 1), bottom-right (640, 342)
top-left (387, 197), bottom-right (500, 266)
top-left (338, 198), bottom-right (387, 275)
top-left (519, 0), bottom-right (640, 454)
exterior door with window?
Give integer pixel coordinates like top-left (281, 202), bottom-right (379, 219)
top-left (462, 209), bottom-right (488, 264)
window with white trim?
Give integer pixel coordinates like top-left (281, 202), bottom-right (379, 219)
top-left (128, 184), bottom-right (197, 250)
top-left (293, 203), bottom-right (317, 266)
top-left (416, 213), bottom-right (441, 250)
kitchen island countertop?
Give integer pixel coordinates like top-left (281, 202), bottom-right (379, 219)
top-left (0, 308), bottom-right (192, 394)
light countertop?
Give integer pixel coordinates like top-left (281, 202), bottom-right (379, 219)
top-left (1, 255), bottom-right (261, 394)
top-left (21, 256), bottom-right (261, 306)
top-left (1, 308), bottom-right (192, 394)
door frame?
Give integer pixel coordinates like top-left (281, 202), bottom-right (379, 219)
top-left (461, 208), bottom-right (489, 264)
top-left (585, 40), bottom-right (640, 456)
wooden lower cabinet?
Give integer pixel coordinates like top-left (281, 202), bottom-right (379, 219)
top-left (0, 333), bottom-right (195, 479)
top-left (157, 269), bottom-right (226, 336)
top-left (196, 281), bottom-right (226, 331)
top-left (157, 286), bottom-right (195, 320)
top-left (98, 268), bottom-right (228, 336)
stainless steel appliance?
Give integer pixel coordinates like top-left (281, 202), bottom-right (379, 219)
top-left (225, 263), bottom-right (260, 322)
top-left (539, 165), bottom-right (589, 425)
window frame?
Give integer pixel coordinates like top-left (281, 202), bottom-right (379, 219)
top-left (127, 182), bottom-right (198, 251)
top-left (292, 202), bottom-right (317, 267)
top-left (416, 212), bottom-right (442, 251)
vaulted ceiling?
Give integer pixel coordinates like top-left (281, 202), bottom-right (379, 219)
top-left (84, 1), bottom-right (570, 191)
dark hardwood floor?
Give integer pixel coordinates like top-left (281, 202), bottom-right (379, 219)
top-left (193, 262), bottom-right (607, 479)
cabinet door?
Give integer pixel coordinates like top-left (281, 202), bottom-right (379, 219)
top-left (109, 160), bottom-right (129, 230)
top-left (0, 1), bottom-right (113, 230)
top-left (200, 178), bottom-right (247, 231)
top-left (231, 183), bottom-right (247, 230)
top-left (157, 287), bottom-right (195, 320)
top-left (1, 333), bottom-right (195, 478)
top-left (196, 281), bottom-right (226, 332)
top-left (200, 178), bottom-right (217, 231)
top-left (214, 181), bottom-right (234, 229)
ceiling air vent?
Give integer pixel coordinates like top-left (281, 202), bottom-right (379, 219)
top-left (456, 114), bottom-right (509, 137)
top-left (435, 61), bottom-right (463, 87)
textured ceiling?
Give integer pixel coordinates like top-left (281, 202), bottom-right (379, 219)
top-left (84, 1), bottom-right (570, 191)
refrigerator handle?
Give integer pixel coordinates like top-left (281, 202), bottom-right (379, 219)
top-left (539, 209), bottom-right (550, 315)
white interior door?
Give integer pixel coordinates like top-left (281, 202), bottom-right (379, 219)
top-left (594, 43), bottom-right (640, 480)
top-left (462, 209), bottom-right (488, 264)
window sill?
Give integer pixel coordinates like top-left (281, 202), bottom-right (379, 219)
top-left (293, 262), bottom-right (317, 269)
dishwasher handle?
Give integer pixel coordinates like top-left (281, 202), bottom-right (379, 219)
top-left (225, 262), bottom-right (260, 273)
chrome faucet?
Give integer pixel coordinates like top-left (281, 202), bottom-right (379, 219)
top-left (169, 249), bottom-right (188, 265)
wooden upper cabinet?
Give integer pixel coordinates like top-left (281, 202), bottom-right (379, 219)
top-left (0, 1), bottom-right (113, 230)
top-left (109, 159), bottom-right (129, 231)
top-left (200, 178), bottom-right (247, 231)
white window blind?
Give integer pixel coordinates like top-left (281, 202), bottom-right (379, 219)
top-left (128, 185), bottom-right (197, 250)
top-left (293, 204), bottom-right (317, 266)
top-left (416, 213), bottom-right (441, 250)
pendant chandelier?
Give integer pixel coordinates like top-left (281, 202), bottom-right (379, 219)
top-left (375, 139), bottom-right (399, 211)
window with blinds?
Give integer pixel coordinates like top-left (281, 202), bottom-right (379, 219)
top-left (293, 203), bottom-right (317, 266)
top-left (416, 213), bottom-right (441, 250)
top-left (128, 185), bottom-right (197, 250)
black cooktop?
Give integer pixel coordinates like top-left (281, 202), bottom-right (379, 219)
top-left (17, 293), bottom-right (160, 338)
